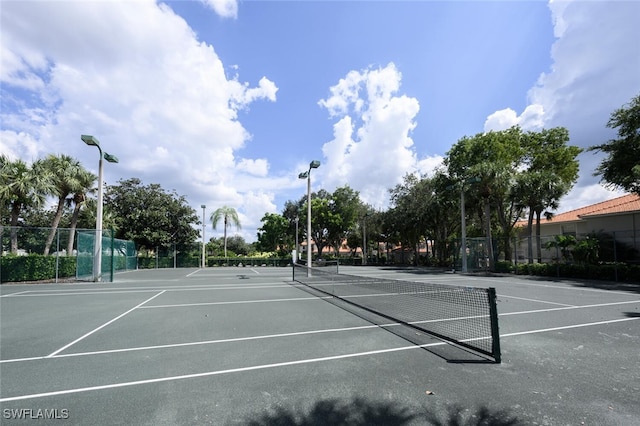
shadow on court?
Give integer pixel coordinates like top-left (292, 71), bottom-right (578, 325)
top-left (240, 397), bottom-right (524, 426)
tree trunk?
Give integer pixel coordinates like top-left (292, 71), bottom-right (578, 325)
top-left (527, 207), bottom-right (535, 264)
top-left (535, 209), bottom-right (543, 263)
top-left (44, 197), bottom-right (66, 256)
top-left (223, 216), bottom-right (228, 259)
top-left (10, 203), bottom-right (21, 253)
top-left (484, 199), bottom-right (495, 272)
top-left (67, 201), bottom-right (83, 255)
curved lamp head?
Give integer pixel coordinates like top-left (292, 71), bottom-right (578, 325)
top-left (298, 171), bottom-right (309, 179)
top-left (81, 134), bottom-right (100, 147)
top-left (310, 160), bottom-right (321, 169)
top-left (103, 153), bottom-right (119, 163)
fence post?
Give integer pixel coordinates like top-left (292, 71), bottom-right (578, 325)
top-left (55, 229), bottom-right (60, 283)
top-left (556, 244), bottom-right (560, 278)
top-left (513, 237), bottom-right (518, 274)
top-left (613, 231), bottom-right (618, 282)
top-left (110, 228), bottom-right (115, 282)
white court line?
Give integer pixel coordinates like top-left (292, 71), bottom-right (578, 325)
top-left (186, 269), bottom-right (201, 277)
top-left (499, 294), bottom-right (576, 307)
top-left (501, 317), bottom-right (639, 337)
top-left (0, 291), bottom-right (31, 298)
top-left (0, 323), bottom-right (394, 364)
top-left (2, 316), bottom-right (638, 403)
top-left (3, 298), bottom-right (638, 364)
top-left (49, 324), bottom-right (387, 359)
top-left (499, 299), bottom-right (640, 316)
top-left (141, 296), bottom-right (332, 309)
top-left (250, 268), bottom-right (260, 274)
top-left (0, 343), bottom-right (441, 403)
top-left (46, 291), bottom-right (166, 358)
top-left (3, 284), bottom-right (292, 298)
top-left (461, 275), bottom-right (640, 295)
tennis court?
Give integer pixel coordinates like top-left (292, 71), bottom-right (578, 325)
top-left (1, 266), bottom-right (638, 425)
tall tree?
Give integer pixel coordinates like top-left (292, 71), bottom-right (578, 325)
top-left (41, 154), bottom-right (85, 255)
top-left (105, 178), bottom-right (199, 250)
top-left (326, 186), bottom-right (361, 254)
top-left (210, 205), bottom-right (241, 259)
top-left (515, 128), bottom-right (581, 262)
top-left (66, 168), bottom-right (97, 254)
top-left (0, 156), bottom-right (53, 253)
top-left (445, 128), bottom-right (524, 270)
top-left (589, 93), bottom-right (640, 196)
top-left (256, 212), bottom-right (289, 254)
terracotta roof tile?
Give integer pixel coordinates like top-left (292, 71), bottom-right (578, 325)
top-left (546, 193), bottom-right (640, 223)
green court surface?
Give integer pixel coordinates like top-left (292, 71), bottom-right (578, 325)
top-left (1, 266), bottom-right (639, 425)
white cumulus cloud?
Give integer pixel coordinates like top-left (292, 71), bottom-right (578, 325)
top-left (0, 0), bottom-right (279, 242)
top-left (484, 0), bottom-right (640, 212)
top-left (200, 0), bottom-right (238, 19)
top-left (318, 63), bottom-right (427, 208)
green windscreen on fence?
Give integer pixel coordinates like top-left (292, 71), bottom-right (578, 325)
top-left (77, 230), bottom-right (136, 280)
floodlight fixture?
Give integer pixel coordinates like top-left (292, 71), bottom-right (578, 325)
top-left (81, 134), bottom-right (100, 147)
top-left (298, 159), bottom-right (321, 275)
top-left (81, 134), bottom-right (117, 282)
top-left (104, 153), bottom-right (119, 163)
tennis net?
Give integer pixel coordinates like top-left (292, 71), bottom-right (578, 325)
top-left (292, 264), bottom-right (501, 363)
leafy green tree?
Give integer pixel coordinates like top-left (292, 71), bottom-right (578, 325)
top-left (326, 186), bottom-right (361, 254)
top-left (389, 174), bottom-right (429, 265)
top-left (226, 235), bottom-right (250, 256)
top-left (515, 127), bottom-right (581, 262)
top-left (66, 168), bottom-right (97, 254)
top-left (0, 156), bottom-right (53, 253)
top-left (256, 213), bottom-right (289, 255)
top-left (445, 128), bottom-right (524, 270)
top-left (41, 154), bottom-right (88, 255)
top-left (281, 198), bottom-right (304, 253)
top-left (296, 186), bottom-right (362, 259)
top-left (210, 205), bottom-right (241, 259)
top-left (589, 94), bottom-right (640, 196)
top-left (104, 178), bottom-right (199, 251)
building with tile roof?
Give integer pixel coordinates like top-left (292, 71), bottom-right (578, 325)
top-left (513, 193), bottom-right (640, 264)
top-left (517, 193), bottom-right (640, 237)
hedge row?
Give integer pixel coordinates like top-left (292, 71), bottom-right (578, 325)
top-left (1, 255), bottom-right (77, 283)
top-left (136, 256), bottom-right (291, 269)
top-left (514, 262), bottom-right (640, 283)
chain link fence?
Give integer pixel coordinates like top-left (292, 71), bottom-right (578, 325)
top-left (1, 226), bottom-right (136, 284)
top-left (446, 230), bottom-right (640, 281)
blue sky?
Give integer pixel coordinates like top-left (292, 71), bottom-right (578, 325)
top-left (2, 0), bottom-right (639, 243)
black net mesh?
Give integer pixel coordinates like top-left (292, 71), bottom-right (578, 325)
top-left (293, 264), bottom-right (500, 362)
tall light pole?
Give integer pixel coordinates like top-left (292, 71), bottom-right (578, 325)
top-left (452, 177), bottom-right (480, 273)
top-left (298, 160), bottom-right (320, 274)
top-left (362, 214), bottom-right (368, 266)
top-left (294, 216), bottom-right (299, 263)
top-left (201, 205), bottom-right (206, 268)
top-left (460, 189), bottom-right (468, 273)
top-left (81, 135), bottom-right (118, 282)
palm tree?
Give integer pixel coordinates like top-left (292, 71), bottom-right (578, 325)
top-left (66, 168), bottom-right (97, 255)
top-left (0, 156), bottom-right (53, 253)
top-left (210, 206), bottom-right (241, 259)
top-left (42, 154), bottom-right (84, 255)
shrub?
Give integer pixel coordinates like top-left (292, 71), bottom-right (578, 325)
top-left (1, 254), bottom-right (77, 283)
